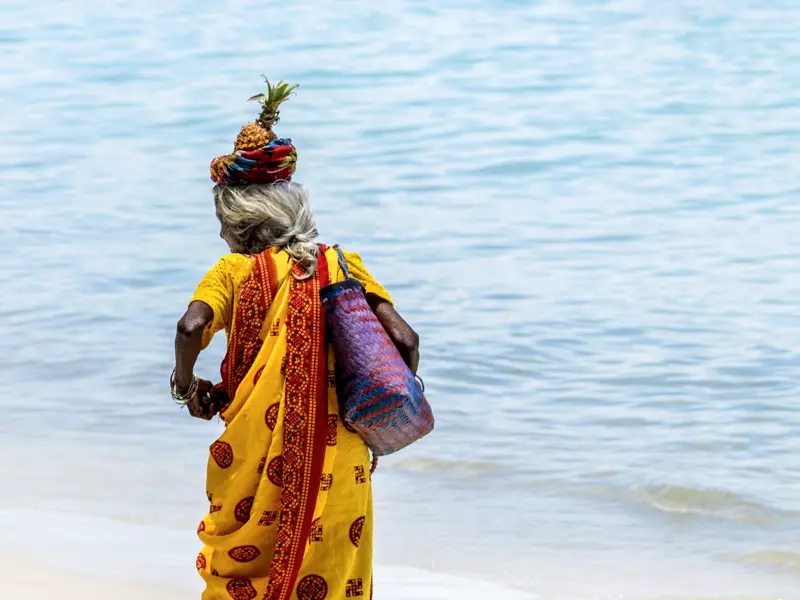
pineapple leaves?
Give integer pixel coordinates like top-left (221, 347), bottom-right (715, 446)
top-left (257, 75), bottom-right (299, 106)
top-left (250, 77), bottom-right (299, 128)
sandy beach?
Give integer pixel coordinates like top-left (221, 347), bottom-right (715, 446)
top-left (3, 549), bottom-right (794, 600)
top-left (1, 553), bottom-right (192, 600)
top-left (0, 506), bottom-right (537, 600)
top-left (0, 551), bottom-right (537, 600)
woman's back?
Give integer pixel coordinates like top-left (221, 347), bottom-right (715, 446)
top-left (171, 80), bottom-right (420, 600)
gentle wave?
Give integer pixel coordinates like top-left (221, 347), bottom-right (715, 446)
top-left (385, 459), bottom-right (796, 527)
top-left (627, 484), bottom-right (795, 525)
top-left (736, 550), bottom-right (800, 573)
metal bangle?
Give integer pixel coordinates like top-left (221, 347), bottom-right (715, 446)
top-left (173, 379), bottom-right (197, 405)
top-left (170, 368), bottom-right (197, 406)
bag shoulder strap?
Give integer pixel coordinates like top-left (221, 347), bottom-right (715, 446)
top-left (332, 245), bottom-right (351, 280)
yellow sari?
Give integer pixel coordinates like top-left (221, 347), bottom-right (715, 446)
top-left (191, 246), bottom-right (390, 600)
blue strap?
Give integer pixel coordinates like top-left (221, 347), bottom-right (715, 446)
top-left (334, 246), bottom-right (351, 280)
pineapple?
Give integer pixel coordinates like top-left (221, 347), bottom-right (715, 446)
top-left (234, 78), bottom-right (299, 152)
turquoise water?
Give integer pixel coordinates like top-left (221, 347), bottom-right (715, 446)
top-left (1, 1), bottom-right (799, 598)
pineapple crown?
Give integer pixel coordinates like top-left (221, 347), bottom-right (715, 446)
top-left (248, 77), bottom-right (299, 131)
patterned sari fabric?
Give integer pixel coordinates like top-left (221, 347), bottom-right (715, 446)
top-left (191, 247), bottom-right (391, 600)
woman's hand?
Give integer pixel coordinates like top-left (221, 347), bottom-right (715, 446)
top-left (185, 378), bottom-right (219, 420)
top-left (368, 295), bottom-right (420, 374)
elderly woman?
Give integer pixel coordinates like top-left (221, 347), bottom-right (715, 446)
top-left (172, 81), bottom-right (419, 600)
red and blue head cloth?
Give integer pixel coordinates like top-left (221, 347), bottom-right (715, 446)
top-left (210, 138), bottom-right (297, 186)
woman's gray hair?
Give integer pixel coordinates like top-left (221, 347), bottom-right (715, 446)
top-left (213, 181), bottom-right (319, 279)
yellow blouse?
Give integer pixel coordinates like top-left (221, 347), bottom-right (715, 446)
top-left (191, 248), bottom-right (392, 349)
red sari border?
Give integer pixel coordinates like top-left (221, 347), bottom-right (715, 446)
top-left (263, 247), bottom-right (330, 600)
top-left (217, 250), bottom-right (278, 417)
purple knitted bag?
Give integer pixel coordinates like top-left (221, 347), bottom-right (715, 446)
top-left (320, 247), bottom-right (434, 456)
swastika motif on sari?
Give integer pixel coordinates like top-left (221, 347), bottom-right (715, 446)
top-left (346, 578), bottom-right (364, 597)
top-left (354, 465), bottom-right (367, 484)
top-left (259, 510), bottom-right (278, 527)
top-left (308, 518), bottom-right (323, 544)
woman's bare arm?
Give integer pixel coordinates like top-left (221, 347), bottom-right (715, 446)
top-left (174, 301), bottom-right (217, 419)
top-left (367, 294), bottom-right (420, 374)
top-left (175, 301), bottom-right (213, 389)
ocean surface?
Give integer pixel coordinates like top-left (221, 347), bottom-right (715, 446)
top-left (1, 1), bottom-right (799, 598)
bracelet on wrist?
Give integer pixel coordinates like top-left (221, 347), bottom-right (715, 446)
top-left (170, 368), bottom-right (198, 406)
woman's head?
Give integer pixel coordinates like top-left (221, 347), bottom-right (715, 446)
top-left (213, 181), bottom-right (319, 278)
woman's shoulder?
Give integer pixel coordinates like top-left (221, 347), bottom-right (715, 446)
top-left (323, 243), bottom-right (365, 262)
top-left (206, 253), bottom-right (257, 280)
top-left (217, 252), bottom-right (257, 264)
top-left (323, 245), bottom-right (370, 275)
top-left (327, 246), bottom-right (393, 304)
